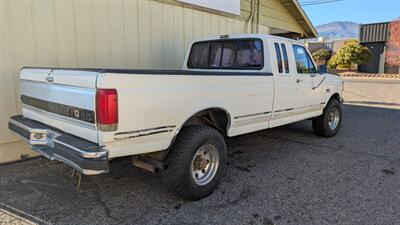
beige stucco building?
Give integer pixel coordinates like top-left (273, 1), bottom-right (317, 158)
top-left (0, 0), bottom-right (316, 163)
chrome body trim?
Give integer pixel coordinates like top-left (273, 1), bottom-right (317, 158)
top-left (274, 108), bottom-right (295, 113)
top-left (115, 125), bottom-right (177, 136)
top-left (234, 111), bottom-right (271, 119)
top-left (114, 125), bottom-right (176, 140)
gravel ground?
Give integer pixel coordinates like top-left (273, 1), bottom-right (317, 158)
top-left (0, 79), bottom-right (399, 225)
top-left (338, 71), bottom-right (400, 79)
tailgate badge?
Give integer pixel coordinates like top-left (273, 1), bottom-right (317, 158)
top-left (45, 76), bottom-right (54, 82)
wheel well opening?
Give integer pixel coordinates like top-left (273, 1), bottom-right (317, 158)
top-left (155, 108), bottom-right (230, 161)
top-left (182, 108), bottom-right (230, 136)
top-left (330, 93), bottom-right (341, 103)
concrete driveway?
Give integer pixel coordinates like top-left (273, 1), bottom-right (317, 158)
top-left (0, 79), bottom-right (399, 225)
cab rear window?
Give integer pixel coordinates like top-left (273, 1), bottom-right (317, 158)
top-left (187, 39), bottom-right (263, 70)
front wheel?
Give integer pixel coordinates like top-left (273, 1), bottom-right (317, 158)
top-left (312, 99), bottom-right (342, 137)
top-left (162, 125), bottom-right (227, 200)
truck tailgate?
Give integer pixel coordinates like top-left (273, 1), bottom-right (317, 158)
top-left (20, 68), bottom-right (99, 143)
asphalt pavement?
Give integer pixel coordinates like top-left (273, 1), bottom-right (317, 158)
top-left (0, 79), bottom-right (399, 225)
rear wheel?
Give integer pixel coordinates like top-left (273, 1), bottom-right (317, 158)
top-left (312, 99), bottom-right (342, 137)
top-left (162, 125), bottom-right (227, 200)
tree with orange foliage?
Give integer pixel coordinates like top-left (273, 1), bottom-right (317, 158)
top-left (386, 19), bottom-right (400, 67)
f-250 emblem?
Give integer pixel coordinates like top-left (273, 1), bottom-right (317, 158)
top-left (73, 109), bottom-right (80, 118)
top-left (67, 108), bottom-right (94, 123)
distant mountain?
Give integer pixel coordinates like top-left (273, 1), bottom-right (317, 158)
top-left (315, 21), bottom-right (360, 39)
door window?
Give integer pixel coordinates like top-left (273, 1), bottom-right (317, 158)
top-left (306, 53), bottom-right (317, 73)
top-left (292, 45), bottom-right (316, 74)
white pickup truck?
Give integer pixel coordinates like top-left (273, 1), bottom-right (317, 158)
top-left (9, 34), bottom-right (343, 200)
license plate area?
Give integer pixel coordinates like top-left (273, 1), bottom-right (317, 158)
top-left (29, 129), bottom-right (60, 147)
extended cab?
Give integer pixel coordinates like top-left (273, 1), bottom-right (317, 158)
top-left (9, 34), bottom-right (343, 200)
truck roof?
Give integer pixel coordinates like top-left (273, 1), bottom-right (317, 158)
top-left (191, 34), bottom-right (305, 45)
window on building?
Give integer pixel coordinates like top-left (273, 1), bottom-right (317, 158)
top-left (274, 43), bottom-right (283, 73)
top-left (187, 39), bottom-right (263, 70)
top-left (293, 45), bottom-right (316, 74)
top-left (281, 43), bottom-right (289, 73)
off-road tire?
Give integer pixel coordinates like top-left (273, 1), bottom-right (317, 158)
top-left (162, 125), bottom-right (227, 200)
top-left (312, 98), bottom-right (342, 137)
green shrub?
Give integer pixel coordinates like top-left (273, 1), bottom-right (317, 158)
top-left (334, 40), bottom-right (371, 69)
top-left (312, 48), bottom-right (332, 63)
top-left (327, 55), bottom-right (338, 69)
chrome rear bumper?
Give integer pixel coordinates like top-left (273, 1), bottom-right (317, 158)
top-left (8, 115), bottom-right (108, 175)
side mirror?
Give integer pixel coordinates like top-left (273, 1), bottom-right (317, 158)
top-left (317, 65), bottom-right (327, 74)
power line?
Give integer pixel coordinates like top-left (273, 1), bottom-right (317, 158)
top-left (300, 0), bottom-right (345, 6)
top-left (300, 0), bottom-right (342, 3)
top-left (300, 0), bottom-right (344, 6)
top-left (300, 0), bottom-right (343, 6)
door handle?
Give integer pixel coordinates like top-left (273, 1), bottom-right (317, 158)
top-left (296, 78), bottom-right (303, 83)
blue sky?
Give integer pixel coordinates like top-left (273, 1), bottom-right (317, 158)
top-left (301, 0), bottom-right (400, 26)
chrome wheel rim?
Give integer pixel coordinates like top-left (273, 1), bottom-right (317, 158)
top-left (328, 107), bottom-right (340, 130)
top-left (191, 144), bottom-right (219, 186)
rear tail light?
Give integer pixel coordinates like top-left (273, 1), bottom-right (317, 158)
top-left (96, 89), bottom-right (118, 131)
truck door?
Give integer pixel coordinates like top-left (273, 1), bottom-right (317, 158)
top-left (291, 45), bottom-right (318, 113)
top-left (270, 41), bottom-right (305, 127)
top-left (309, 60), bottom-right (328, 106)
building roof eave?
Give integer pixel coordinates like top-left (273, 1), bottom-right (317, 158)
top-left (280, 0), bottom-right (318, 38)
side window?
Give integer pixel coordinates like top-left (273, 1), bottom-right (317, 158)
top-left (209, 42), bottom-right (223, 68)
top-left (274, 43), bottom-right (283, 73)
top-left (209, 41), bottom-right (239, 68)
top-left (187, 42), bottom-right (209, 68)
top-left (221, 41), bottom-right (237, 67)
top-left (281, 43), bottom-right (289, 73)
top-left (188, 39), bottom-right (263, 70)
top-left (236, 40), bottom-right (263, 68)
top-left (293, 45), bottom-right (311, 73)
